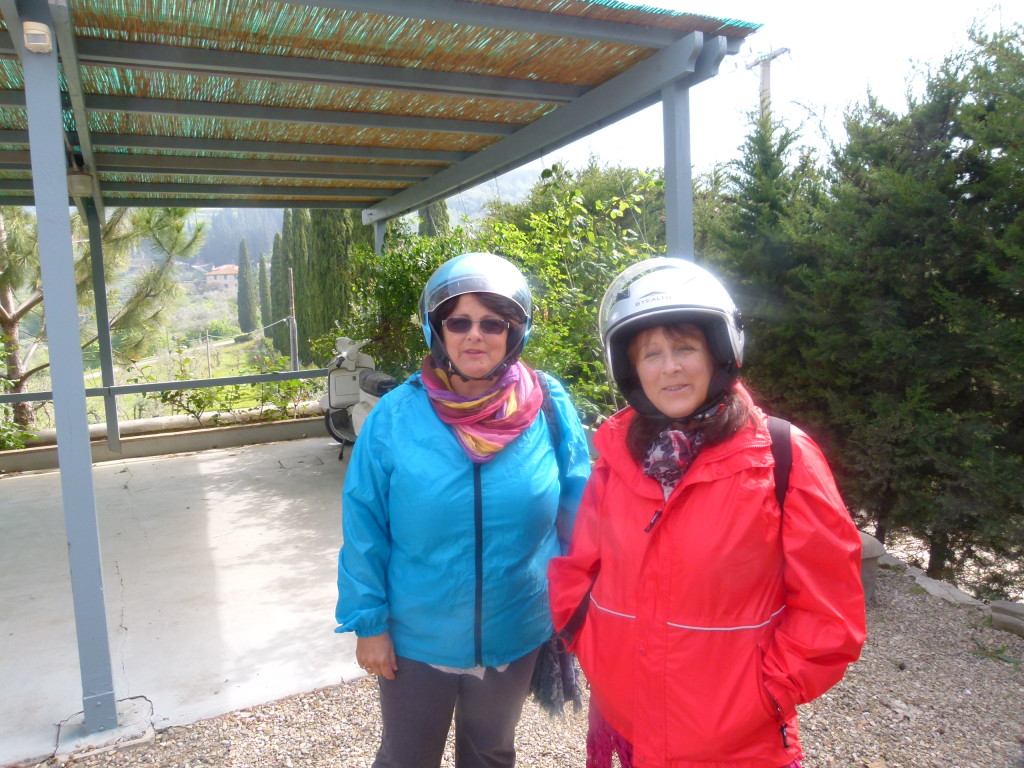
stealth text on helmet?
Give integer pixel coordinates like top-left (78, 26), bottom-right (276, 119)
top-left (635, 291), bottom-right (668, 308)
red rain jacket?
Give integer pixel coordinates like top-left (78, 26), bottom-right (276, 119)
top-left (549, 387), bottom-right (866, 768)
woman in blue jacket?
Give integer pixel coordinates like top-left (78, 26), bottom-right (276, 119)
top-left (336, 252), bottom-right (591, 768)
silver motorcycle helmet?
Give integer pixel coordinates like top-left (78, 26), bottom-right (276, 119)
top-left (599, 256), bottom-right (744, 417)
top-left (418, 252), bottom-right (533, 379)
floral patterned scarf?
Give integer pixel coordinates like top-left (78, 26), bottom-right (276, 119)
top-left (420, 356), bottom-right (543, 463)
top-left (642, 427), bottom-right (705, 500)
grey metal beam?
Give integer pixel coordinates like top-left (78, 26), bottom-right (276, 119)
top-left (363, 31), bottom-right (710, 224)
top-left (0, 176), bottom-right (394, 197)
top-left (89, 133), bottom-right (471, 163)
top-left (100, 181), bottom-right (396, 197)
top-left (93, 151), bottom-right (435, 181)
top-left (0, 128), bottom-right (29, 144)
top-left (276, 0), bottom-right (682, 48)
top-left (0, 195), bottom-right (369, 208)
top-left (100, 197), bottom-right (366, 209)
top-left (0, 148), bottom-right (31, 164)
top-left (0, 89), bottom-right (520, 135)
top-left (86, 94), bottom-right (520, 136)
top-left (0, 89), bottom-right (27, 107)
top-left (13, 0), bottom-right (118, 734)
top-left (85, 200), bottom-right (120, 451)
top-left (73, 37), bottom-right (585, 104)
top-left (49, 0), bottom-right (105, 219)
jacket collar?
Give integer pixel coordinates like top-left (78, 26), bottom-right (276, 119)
top-left (595, 384), bottom-right (772, 501)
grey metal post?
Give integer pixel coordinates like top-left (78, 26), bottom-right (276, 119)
top-left (20, 5), bottom-right (118, 732)
top-left (374, 219), bottom-right (386, 255)
top-left (86, 200), bottom-right (121, 452)
top-left (662, 80), bottom-right (695, 259)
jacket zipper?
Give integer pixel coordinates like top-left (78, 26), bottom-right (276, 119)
top-left (473, 463), bottom-right (483, 667)
top-left (644, 508), bottom-right (663, 532)
top-left (766, 690), bottom-right (790, 748)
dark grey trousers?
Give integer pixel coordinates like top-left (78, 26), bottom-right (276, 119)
top-left (372, 648), bottom-right (540, 768)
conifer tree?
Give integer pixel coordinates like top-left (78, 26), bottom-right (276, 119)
top-left (269, 228), bottom-right (289, 355)
top-left (258, 252), bottom-right (272, 334)
top-left (797, 43), bottom-right (1024, 591)
top-left (289, 209), bottom-right (313, 361)
top-left (236, 239), bottom-right (259, 333)
top-left (302, 209), bottom-right (353, 363)
top-left (706, 111), bottom-right (823, 422)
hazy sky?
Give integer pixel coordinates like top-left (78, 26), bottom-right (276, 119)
top-left (445, 1), bottom-right (1013, 218)
top-left (534, 1), bottom-right (1010, 175)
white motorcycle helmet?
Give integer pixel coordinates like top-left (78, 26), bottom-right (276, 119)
top-left (419, 252), bottom-right (532, 380)
top-left (599, 256), bottom-right (744, 418)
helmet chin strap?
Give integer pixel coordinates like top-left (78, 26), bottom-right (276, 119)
top-left (440, 325), bottom-right (525, 383)
top-left (449, 359), bottom-right (510, 383)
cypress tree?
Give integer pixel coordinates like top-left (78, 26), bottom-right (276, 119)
top-left (290, 209), bottom-right (314, 362)
top-left (236, 238), bottom-right (259, 333)
top-left (258, 252), bottom-right (272, 334)
top-left (269, 227), bottom-right (289, 355)
top-left (306, 209), bottom-right (353, 362)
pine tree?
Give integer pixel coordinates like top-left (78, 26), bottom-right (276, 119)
top-left (1, 206), bottom-right (205, 428)
top-left (706, 111), bottom-right (823, 423)
top-left (797, 45), bottom-right (1024, 591)
top-left (236, 239), bottom-right (259, 333)
top-left (258, 252), bottom-right (272, 334)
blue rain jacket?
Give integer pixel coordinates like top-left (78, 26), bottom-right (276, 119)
top-left (335, 370), bottom-right (591, 668)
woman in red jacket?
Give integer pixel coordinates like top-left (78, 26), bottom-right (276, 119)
top-left (549, 257), bottom-right (866, 768)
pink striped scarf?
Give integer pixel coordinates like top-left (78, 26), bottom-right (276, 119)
top-left (421, 356), bottom-right (543, 463)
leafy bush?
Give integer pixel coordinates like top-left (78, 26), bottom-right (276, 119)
top-left (1, 379), bottom-right (34, 450)
top-left (335, 166), bottom-right (661, 424)
top-left (340, 230), bottom-right (468, 379)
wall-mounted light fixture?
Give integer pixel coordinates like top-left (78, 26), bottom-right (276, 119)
top-left (23, 21), bottom-right (53, 54)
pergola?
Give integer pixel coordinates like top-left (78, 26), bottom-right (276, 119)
top-left (0, 0), bottom-right (756, 735)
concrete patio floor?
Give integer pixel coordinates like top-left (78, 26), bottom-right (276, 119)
top-left (0, 435), bottom-right (360, 766)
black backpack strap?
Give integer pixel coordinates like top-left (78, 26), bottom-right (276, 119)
top-left (767, 416), bottom-right (792, 513)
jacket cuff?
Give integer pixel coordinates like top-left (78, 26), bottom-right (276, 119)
top-left (335, 604), bottom-right (389, 638)
top-left (354, 621), bottom-right (389, 638)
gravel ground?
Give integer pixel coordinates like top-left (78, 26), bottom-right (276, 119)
top-left (19, 565), bottom-right (1024, 768)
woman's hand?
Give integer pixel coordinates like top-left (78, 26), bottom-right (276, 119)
top-left (356, 632), bottom-right (398, 680)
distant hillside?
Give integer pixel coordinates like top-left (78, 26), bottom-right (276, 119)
top-left (192, 208), bottom-right (284, 266)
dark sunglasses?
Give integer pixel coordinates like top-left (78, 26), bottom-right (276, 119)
top-left (442, 317), bottom-right (510, 335)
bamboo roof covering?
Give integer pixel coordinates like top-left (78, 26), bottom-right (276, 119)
top-left (0, 0), bottom-right (758, 220)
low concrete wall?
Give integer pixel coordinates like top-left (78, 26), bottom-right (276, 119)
top-left (0, 416), bottom-right (326, 474)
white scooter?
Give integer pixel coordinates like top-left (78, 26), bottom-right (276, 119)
top-left (320, 337), bottom-right (397, 457)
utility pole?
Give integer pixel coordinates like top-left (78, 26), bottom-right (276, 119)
top-left (747, 47), bottom-right (789, 116)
